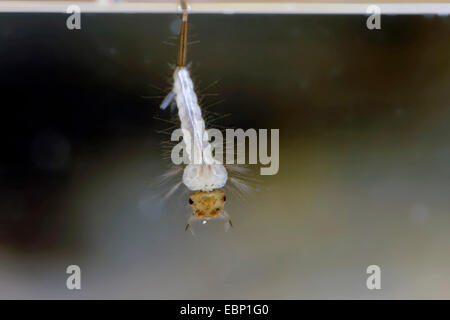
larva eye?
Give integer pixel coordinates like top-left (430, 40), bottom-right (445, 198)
top-left (189, 198), bottom-right (193, 205)
top-left (223, 196), bottom-right (226, 202)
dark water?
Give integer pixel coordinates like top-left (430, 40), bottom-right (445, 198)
top-left (0, 13), bottom-right (449, 298)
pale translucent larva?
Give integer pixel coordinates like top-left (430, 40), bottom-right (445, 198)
top-left (159, 3), bottom-right (232, 232)
top-left (161, 68), bottom-right (231, 232)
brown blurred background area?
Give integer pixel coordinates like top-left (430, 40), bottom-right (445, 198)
top-left (0, 13), bottom-right (449, 298)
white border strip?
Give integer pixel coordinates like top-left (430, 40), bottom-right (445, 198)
top-left (0, 2), bottom-right (448, 15)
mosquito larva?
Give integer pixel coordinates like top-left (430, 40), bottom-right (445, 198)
top-left (160, 1), bottom-right (232, 232)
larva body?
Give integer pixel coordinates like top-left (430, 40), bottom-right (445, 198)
top-left (159, 5), bottom-right (232, 231)
top-left (173, 67), bottom-right (228, 192)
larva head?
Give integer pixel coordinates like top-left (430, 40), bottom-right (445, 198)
top-left (188, 190), bottom-right (226, 219)
top-left (185, 186), bottom-right (232, 234)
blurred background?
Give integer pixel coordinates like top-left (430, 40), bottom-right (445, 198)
top-left (0, 12), bottom-right (449, 299)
